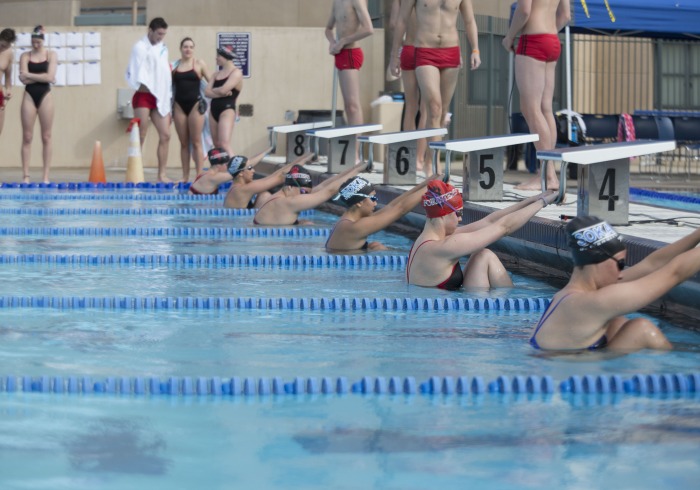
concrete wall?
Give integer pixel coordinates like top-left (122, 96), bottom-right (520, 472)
top-left (0, 0), bottom-right (80, 26)
top-left (0, 25), bottom-right (384, 173)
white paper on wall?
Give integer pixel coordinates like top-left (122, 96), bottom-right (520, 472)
top-left (54, 47), bottom-right (67, 62)
top-left (48, 32), bottom-right (66, 48)
top-left (66, 32), bottom-right (83, 47)
top-left (15, 33), bottom-right (31, 48)
top-left (14, 48), bottom-right (27, 63)
top-left (66, 62), bottom-right (83, 86)
top-left (12, 64), bottom-right (20, 87)
top-left (65, 47), bottom-right (84, 62)
top-left (84, 46), bottom-right (101, 61)
top-left (84, 32), bottom-right (101, 46)
top-left (84, 62), bottom-right (101, 85)
top-left (54, 63), bottom-right (67, 86)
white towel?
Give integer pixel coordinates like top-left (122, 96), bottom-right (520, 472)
top-left (125, 36), bottom-right (172, 117)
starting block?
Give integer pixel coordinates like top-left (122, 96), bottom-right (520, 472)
top-left (538, 139), bottom-right (676, 225)
top-left (268, 121), bottom-right (333, 163)
top-left (358, 128), bottom-right (447, 184)
top-left (306, 124), bottom-right (382, 173)
top-left (430, 134), bottom-right (539, 200)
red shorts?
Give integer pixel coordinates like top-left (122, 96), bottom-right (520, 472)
top-left (132, 91), bottom-right (158, 110)
top-left (400, 45), bottom-right (416, 71)
top-left (415, 46), bottom-right (461, 69)
top-left (516, 33), bottom-right (561, 63)
top-left (0, 89), bottom-right (4, 109)
top-left (334, 48), bottom-right (364, 71)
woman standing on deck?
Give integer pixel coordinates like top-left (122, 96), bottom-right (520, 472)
top-left (19, 25), bottom-right (57, 183)
top-left (406, 180), bottom-right (557, 290)
top-left (0, 28), bottom-right (16, 141)
top-left (172, 37), bottom-right (211, 182)
top-left (204, 45), bottom-right (242, 156)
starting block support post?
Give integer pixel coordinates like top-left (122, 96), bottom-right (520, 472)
top-left (538, 139), bottom-right (676, 225)
top-left (429, 134), bottom-right (539, 200)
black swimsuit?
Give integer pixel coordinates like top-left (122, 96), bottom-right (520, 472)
top-left (172, 68), bottom-right (201, 116)
top-left (26, 57), bottom-right (51, 109)
top-left (210, 74), bottom-right (239, 122)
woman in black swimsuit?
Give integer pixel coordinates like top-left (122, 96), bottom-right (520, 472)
top-left (204, 46), bottom-right (242, 157)
top-left (172, 37), bottom-right (211, 182)
top-left (406, 180), bottom-right (557, 290)
top-left (19, 26), bottom-right (56, 183)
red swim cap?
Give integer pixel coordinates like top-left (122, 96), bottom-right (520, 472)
top-left (422, 180), bottom-right (463, 218)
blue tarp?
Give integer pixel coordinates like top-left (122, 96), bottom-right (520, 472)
top-left (512, 1), bottom-right (700, 40)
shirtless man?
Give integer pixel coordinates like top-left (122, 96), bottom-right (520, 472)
top-left (388, 0), bottom-right (428, 174)
top-left (0, 28), bottom-right (16, 139)
top-left (503, 0), bottom-right (571, 191)
top-left (126, 17), bottom-right (172, 182)
top-left (390, 0), bottom-right (480, 173)
top-left (325, 0), bottom-right (374, 129)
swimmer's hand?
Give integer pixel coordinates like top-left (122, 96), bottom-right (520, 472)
top-left (470, 52), bottom-right (481, 70)
top-left (502, 36), bottom-right (515, 53)
top-left (425, 173), bottom-right (443, 183)
top-left (540, 189), bottom-right (559, 206)
top-left (386, 65), bottom-right (399, 82)
top-left (389, 56), bottom-right (401, 78)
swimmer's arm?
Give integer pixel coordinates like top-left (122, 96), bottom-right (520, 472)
top-left (388, 0), bottom-right (401, 30)
top-left (313, 161), bottom-right (367, 192)
top-left (3, 61), bottom-right (12, 94)
top-left (460, 0), bottom-right (480, 69)
top-left (556, 0), bottom-right (572, 31)
top-left (197, 59), bottom-right (212, 82)
top-left (457, 191), bottom-right (553, 234)
top-left (622, 228), bottom-right (700, 282)
top-left (344, 0), bottom-right (375, 46)
top-left (390, 0), bottom-right (414, 73)
top-left (18, 52), bottom-right (30, 84)
top-left (215, 68), bottom-right (242, 95)
top-left (503, 0), bottom-right (532, 51)
top-left (438, 224), bottom-right (516, 261)
top-left (238, 150), bottom-right (301, 195)
top-left (325, 5), bottom-right (338, 46)
top-left (247, 146), bottom-right (275, 168)
top-left (595, 247), bottom-right (700, 316)
top-left (356, 179), bottom-right (431, 236)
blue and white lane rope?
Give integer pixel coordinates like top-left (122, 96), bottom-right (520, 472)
top-left (0, 295), bottom-right (551, 311)
top-left (1, 373), bottom-right (698, 397)
top-left (0, 226), bottom-right (330, 237)
top-left (0, 193), bottom-right (223, 201)
top-left (0, 181), bottom-right (198, 190)
top-left (0, 208), bottom-right (314, 216)
top-left (0, 253), bottom-right (408, 268)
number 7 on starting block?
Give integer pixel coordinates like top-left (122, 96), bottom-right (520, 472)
top-left (307, 124), bottom-right (382, 173)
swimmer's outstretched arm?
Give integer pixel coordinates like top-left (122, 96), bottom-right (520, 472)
top-left (457, 191), bottom-right (556, 234)
top-left (313, 161), bottom-right (368, 193)
top-left (622, 227), bottom-right (700, 282)
top-left (247, 146), bottom-right (275, 169)
top-left (242, 152), bottom-right (315, 196)
top-left (288, 162), bottom-right (367, 213)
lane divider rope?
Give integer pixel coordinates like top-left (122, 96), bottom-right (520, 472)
top-left (0, 295), bottom-right (551, 311)
top-left (0, 181), bottom-right (211, 191)
top-left (0, 226), bottom-right (331, 237)
top-left (0, 194), bottom-right (223, 201)
top-left (1, 373), bottom-right (697, 396)
top-left (0, 253), bottom-right (408, 268)
top-left (0, 208), bottom-right (314, 217)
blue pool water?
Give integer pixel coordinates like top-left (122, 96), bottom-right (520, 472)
top-left (1, 188), bottom-right (699, 489)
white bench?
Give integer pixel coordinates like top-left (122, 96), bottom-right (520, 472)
top-left (430, 134), bottom-right (539, 201)
top-left (268, 121), bottom-right (333, 163)
top-left (306, 124), bottom-right (383, 173)
top-left (538, 139), bottom-right (677, 224)
top-left (357, 128), bottom-right (448, 184)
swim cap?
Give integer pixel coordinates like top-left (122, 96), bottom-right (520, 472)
top-left (333, 177), bottom-right (375, 207)
top-left (422, 180), bottom-right (463, 218)
top-left (285, 166), bottom-right (312, 188)
top-left (207, 148), bottom-right (229, 166)
top-left (217, 46), bottom-right (236, 61)
top-left (566, 216), bottom-right (626, 266)
top-left (227, 155), bottom-right (249, 176)
top-left (31, 26), bottom-right (45, 40)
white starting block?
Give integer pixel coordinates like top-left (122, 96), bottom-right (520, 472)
top-left (430, 134), bottom-right (539, 200)
top-left (306, 124), bottom-right (382, 173)
top-left (538, 139), bottom-right (677, 225)
top-left (268, 121), bottom-right (333, 163)
top-left (357, 128), bottom-right (448, 184)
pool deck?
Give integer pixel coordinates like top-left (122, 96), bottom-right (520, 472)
top-left (2, 159), bottom-right (699, 315)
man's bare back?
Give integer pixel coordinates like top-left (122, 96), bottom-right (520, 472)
top-left (521, 0), bottom-right (562, 34)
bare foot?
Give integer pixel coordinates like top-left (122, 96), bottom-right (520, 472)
top-left (514, 175), bottom-right (560, 192)
top-left (22, 175), bottom-right (30, 184)
top-left (157, 175), bottom-right (173, 184)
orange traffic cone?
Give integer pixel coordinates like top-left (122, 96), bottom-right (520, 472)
top-left (88, 140), bottom-right (106, 183)
top-left (125, 118), bottom-right (145, 183)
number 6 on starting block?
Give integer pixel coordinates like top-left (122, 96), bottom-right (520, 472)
top-left (268, 121), bottom-right (333, 163)
top-left (358, 128), bottom-right (447, 184)
top-left (430, 134), bottom-right (538, 200)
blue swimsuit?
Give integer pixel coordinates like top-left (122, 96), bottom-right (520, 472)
top-left (530, 293), bottom-right (608, 350)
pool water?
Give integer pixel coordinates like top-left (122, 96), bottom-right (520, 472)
top-left (1, 188), bottom-right (699, 489)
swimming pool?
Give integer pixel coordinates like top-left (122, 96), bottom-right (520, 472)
top-left (1, 187), bottom-right (699, 489)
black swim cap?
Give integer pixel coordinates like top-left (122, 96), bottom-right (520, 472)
top-left (227, 155), bottom-right (249, 176)
top-left (333, 177), bottom-right (375, 207)
top-left (207, 148), bottom-right (229, 166)
top-left (566, 216), bottom-right (626, 266)
top-left (285, 166), bottom-right (312, 188)
top-left (31, 26), bottom-right (45, 40)
top-left (217, 46), bottom-right (235, 61)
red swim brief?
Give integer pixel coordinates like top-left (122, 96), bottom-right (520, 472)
top-left (132, 91), bottom-right (158, 110)
top-left (334, 48), bottom-right (364, 71)
top-left (415, 46), bottom-right (461, 69)
top-left (0, 89), bottom-right (4, 109)
top-left (400, 45), bottom-right (416, 71)
top-left (516, 33), bottom-right (561, 63)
